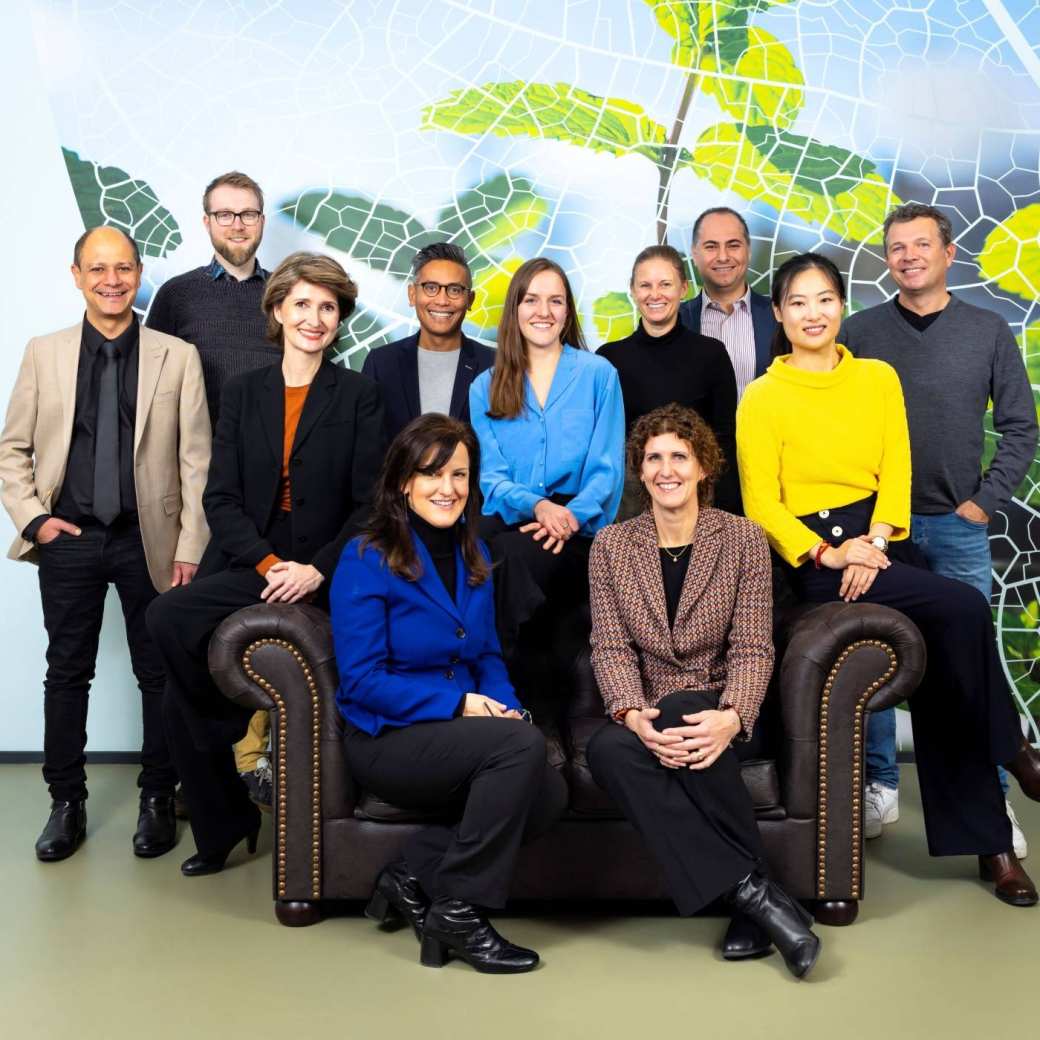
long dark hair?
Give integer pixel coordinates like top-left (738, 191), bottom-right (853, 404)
top-left (360, 414), bottom-right (490, 585)
top-left (769, 252), bottom-right (846, 357)
top-left (487, 258), bottom-right (586, 419)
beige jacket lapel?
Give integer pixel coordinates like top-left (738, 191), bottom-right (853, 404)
top-left (134, 327), bottom-right (168, 455)
top-left (54, 326), bottom-right (81, 467)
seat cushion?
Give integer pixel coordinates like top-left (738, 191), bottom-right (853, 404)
top-left (566, 716), bottom-right (786, 821)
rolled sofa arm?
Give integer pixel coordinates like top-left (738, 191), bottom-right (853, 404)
top-left (208, 603), bottom-right (349, 906)
top-left (775, 602), bottom-right (926, 905)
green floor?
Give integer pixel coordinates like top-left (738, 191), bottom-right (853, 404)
top-left (1, 763), bottom-right (1035, 1040)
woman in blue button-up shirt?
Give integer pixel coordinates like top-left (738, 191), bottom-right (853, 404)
top-left (469, 258), bottom-right (625, 688)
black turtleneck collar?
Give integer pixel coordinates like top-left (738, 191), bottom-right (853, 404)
top-left (631, 318), bottom-right (686, 347)
top-left (409, 509), bottom-right (458, 601)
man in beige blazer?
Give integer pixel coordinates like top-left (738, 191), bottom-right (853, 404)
top-left (0, 226), bottom-right (211, 862)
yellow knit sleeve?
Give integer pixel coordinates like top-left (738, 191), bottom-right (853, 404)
top-left (736, 385), bottom-right (821, 567)
top-left (870, 362), bottom-right (911, 541)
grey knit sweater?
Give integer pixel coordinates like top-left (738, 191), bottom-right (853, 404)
top-left (841, 295), bottom-right (1037, 516)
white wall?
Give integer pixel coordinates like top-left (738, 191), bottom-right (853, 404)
top-left (0, 7), bottom-right (146, 751)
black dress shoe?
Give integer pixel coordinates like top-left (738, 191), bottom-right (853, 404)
top-left (721, 910), bottom-right (773, 960)
top-left (365, 860), bottom-right (430, 940)
top-left (35, 800), bottom-right (86, 862)
top-left (181, 811), bottom-right (261, 876)
top-left (133, 795), bottom-right (177, 858)
top-left (1005, 734), bottom-right (1040, 802)
top-left (728, 872), bottom-right (821, 979)
top-left (980, 852), bottom-right (1039, 907)
top-left (420, 898), bottom-right (539, 974)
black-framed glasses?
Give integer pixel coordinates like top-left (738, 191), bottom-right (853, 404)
top-left (208, 209), bottom-right (263, 226)
top-left (418, 280), bottom-right (469, 300)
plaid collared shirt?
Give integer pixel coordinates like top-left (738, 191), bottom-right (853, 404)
top-left (204, 256), bottom-right (268, 282)
top-left (699, 285), bottom-right (756, 399)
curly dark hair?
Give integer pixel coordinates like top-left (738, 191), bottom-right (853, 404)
top-left (359, 413), bottom-right (490, 585)
top-left (627, 403), bottom-right (725, 508)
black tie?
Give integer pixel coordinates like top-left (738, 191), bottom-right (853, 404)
top-left (92, 341), bottom-right (121, 525)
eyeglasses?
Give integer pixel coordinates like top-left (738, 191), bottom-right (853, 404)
top-left (417, 280), bottom-right (469, 300)
top-left (208, 209), bottom-right (263, 226)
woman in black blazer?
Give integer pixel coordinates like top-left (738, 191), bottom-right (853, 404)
top-left (146, 251), bottom-right (385, 875)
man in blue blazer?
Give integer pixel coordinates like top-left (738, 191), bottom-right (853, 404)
top-left (679, 207), bottom-right (776, 398)
top-left (362, 242), bottom-right (495, 441)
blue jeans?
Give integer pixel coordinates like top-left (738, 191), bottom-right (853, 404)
top-left (866, 511), bottom-right (1009, 793)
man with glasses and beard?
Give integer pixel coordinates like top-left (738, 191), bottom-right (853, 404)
top-left (362, 242), bottom-right (495, 442)
top-left (146, 171), bottom-right (278, 808)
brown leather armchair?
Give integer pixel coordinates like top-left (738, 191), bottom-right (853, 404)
top-left (209, 600), bottom-right (924, 928)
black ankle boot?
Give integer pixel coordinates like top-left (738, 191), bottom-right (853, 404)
top-left (728, 872), bottom-right (820, 979)
top-left (133, 795), bottom-right (177, 858)
top-left (35, 800), bottom-right (87, 861)
top-left (365, 861), bottom-right (429, 940)
top-left (420, 898), bottom-right (539, 974)
top-left (720, 910), bottom-right (773, 960)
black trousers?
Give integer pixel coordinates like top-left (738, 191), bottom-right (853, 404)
top-left (345, 717), bottom-right (568, 908)
top-left (794, 498), bottom-right (1019, 856)
top-left (36, 519), bottom-right (172, 802)
top-left (586, 690), bottom-right (764, 916)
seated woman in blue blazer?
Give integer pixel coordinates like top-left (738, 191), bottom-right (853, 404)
top-left (332, 413), bottom-right (567, 974)
top-left (469, 258), bottom-right (625, 702)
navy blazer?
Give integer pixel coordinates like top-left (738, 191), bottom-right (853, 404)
top-left (361, 331), bottom-right (496, 442)
top-left (679, 289), bottom-right (776, 381)
top-left (331, 533), bottom-right (521, 735)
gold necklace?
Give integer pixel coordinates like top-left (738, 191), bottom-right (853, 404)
top-left (660, 543), bottom-right (691, 564)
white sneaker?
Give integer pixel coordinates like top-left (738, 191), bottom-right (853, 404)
top-left (864, 782), bottom-right (899, 839)
top-left (1006, 799), bottom-right (1028, 860)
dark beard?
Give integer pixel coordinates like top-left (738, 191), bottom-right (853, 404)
top-left (214, 239), bottom-right (259, 269)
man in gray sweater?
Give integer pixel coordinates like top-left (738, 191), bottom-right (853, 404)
top-left (843, 202), bottom-right (1037, 868)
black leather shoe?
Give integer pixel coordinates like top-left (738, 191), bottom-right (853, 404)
top-left (721, 910), bottom-right (773, 960)
top-left (181, 812), bottom-right (261, 876)
top-left (729, 872), bottom-right (821, 979)
top-left (980, 852), bottom-right (1039, 907)
top-left (1005, 734), bottom-right (1040, 802)
top-left (365, 860), bottom-right (429, 940)
top-left (420, 898), bottom-right (539, 974)
top-left (35, 800), bottom-right (86, 862)
top-left (133, 795), bottom-right (177, 858)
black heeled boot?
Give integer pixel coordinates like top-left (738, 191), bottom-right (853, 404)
top-left (720, 910), bottom-right (773, 960)
top-left (180, 809), bottom-right (261, 876)
top-left (35, 800), bottom-right (87, 861)
top-left (365, 861), bottom-right (430, 940)
top-left (420, 898), bottom-right (539, 974)
top-left (728, 872), bottom-right (821, 979)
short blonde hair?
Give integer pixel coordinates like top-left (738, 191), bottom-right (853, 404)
top-left (261, 252), bottom-right (358, 345)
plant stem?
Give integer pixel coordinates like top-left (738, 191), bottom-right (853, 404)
top-left (656, 69), bottom-right (698, 245)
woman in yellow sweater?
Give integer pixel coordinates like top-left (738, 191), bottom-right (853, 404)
top-left (737, 253), bottom-right (1040, 907)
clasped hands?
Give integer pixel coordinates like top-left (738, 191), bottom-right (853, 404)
top-left (261, 560), bottom-right (324, 603)
top-left (519, 499), bottom-right (579, 554)
top-left (461, 694), bottom-right (523, 719)
top-left (818, 535), bottom-right (891, 603)
top-left (624, 706), bottom-right (741, 770)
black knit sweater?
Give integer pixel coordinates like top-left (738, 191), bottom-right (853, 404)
top-left (145, 264), bottom-right (280, 423)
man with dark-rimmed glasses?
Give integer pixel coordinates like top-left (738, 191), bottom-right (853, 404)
top-left (146, 170), bottom-right (278, 809)
top-left (363, 242), bottom-right (495, 442)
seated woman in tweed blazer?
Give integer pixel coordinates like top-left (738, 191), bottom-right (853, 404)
top-left (586, 403), bottom-right (821, 979)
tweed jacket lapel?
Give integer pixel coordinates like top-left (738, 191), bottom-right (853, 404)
top-left (673, 508), bottom-right (724, 632)
top-left (626, 511), bottom-right (672, 657)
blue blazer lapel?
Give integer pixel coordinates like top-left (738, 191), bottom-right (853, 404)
top-left (398, 334), bottom-right (422, 420)
top-left (749, 291), bottom-right (777, 377)
top-left (678, 294), bottom-right (702, 334)
top-left (412, 532), bottom-right (463, 622)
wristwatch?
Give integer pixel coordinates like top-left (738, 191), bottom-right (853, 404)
top-left (870, 535), bottom-right (889, 553)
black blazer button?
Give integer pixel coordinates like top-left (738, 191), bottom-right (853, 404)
top-left (299, 535), bottom-right (309, 544)
top-left (444, 669), bottom-right (454, 679)
top-left (295, 498), bottom-right (305, 507)
top-left (455, 627), bottom-right (466, 639)
top-left (450, 655), bottom-right (460, 664)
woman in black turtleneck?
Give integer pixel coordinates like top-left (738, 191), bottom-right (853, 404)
top-left (598, 244), bottom-right (740, 513)
top-left (330, 413), bottom-right (566, 975)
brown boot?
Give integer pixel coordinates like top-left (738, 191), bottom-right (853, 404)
top-left (1004, 734), bottom-right (1040, 802)
top-left (979, 852), bottom-right (1038, 907)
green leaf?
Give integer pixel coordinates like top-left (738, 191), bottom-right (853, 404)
top-left (423, 81), bottom-right (679, 166)
top-left (280, 191), bottom-right (437, 277)
top-left (979, 204), bottom-right (1040, 302)
top-left (469, 257), bottom-right (522, 333)
top-left (592, 291), bottom-right (639, 342)
top-left (328, 307), bottom-right (393, 371)
top-left (62, 148), bottom-right (181, 259)
top-left (436, 174), bottom-right (549, 256)
top-left (701, 26), bottom-right (804, 128)
top-left (687, 123), bottom-right (899, 243)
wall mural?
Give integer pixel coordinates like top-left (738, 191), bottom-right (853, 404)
top-left (33, 0), bottom-right (1040, 735)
